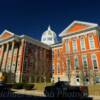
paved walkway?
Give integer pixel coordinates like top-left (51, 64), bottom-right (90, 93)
top-left (11, 89), bottom-right (45, 97)
top-left (11, 89), bottom-right (100, 100)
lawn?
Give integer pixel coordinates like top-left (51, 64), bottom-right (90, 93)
top-left (34, 83), bottom-right (100, 96)
top-left (33, 83), bottom-right (53, 91)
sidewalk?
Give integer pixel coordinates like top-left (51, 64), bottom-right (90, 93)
top-left (11, 89), bottom-right (100, 100)
top-left (11, 89), bottom-right (45, 97)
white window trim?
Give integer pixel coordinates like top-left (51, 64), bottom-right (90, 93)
top-left (72, 39), bottom-right (77, 52)
top-left (80, 37), bottom-right (86, 51)
top-left (74, 56), bottom-right (79, 70)
top-left (57, 63), bottom-right (60, 75)
top-left (82, 55), bottom-right (88, 69)
top-left (66, 57), bottom-right (70, 71)
top-left (88, 35), bottom-right (95, 50)
top-left (91, 54), bottom-right (98, 70)
top-left (66, 39), bottom-right (70, 52)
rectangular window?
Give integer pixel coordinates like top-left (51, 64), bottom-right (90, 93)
top-left (80, 37), bottom-right (85, 50)
top-left (66, 57), bottom-right (70, 71)
top-left (95, 76), bottom-right (100, 83)
top-left (74, 56), bottom-right (79, 70)
top-left (82, 55), bottom-right (88, 69)
top-left (58, 63), bottom-right (60, 74)
top-left (91, 54), bottom-right (98, 69)
top-left (66, 40), bottom-right (70, 52)
top-left (58, 49), bottom-right (60, 57)
top-left (89, 36), bottom-right (95, 49)
top-left (72, 40), bottom-right (77, 52)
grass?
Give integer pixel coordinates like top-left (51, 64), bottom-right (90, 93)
top-left (34, 83), bottom-right (100, 96)
top-left (34, 83), bottom-right (53, 91)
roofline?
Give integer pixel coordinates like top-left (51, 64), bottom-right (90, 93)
top-left (0, 30), bottom-right (51, 50)
top-left (0, 36), bottom-right (20, 45)
top-left (51, 43), bottom-right (62, 48)
top-left (20, 35), bottom-right (51, 50)
top-left (59, 20), bottom-right (98, 37)
top-left (0, 29), bottom-right (15, 37)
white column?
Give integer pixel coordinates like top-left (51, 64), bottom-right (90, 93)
top-left (0, 44), bottom-right (4, 69)
top-left (1, 43), bottom-right (9, 72)
top-left (15, 40), bottom-right (25, 83)
top-left (6, 41), bottom-right (15, 72)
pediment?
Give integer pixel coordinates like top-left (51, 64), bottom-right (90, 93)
top-left (59, 21), bottom-right (98, 37)
top-left (67, 23), bottom-right (88, 33)
top-left (0, 30), bottom-right (14, 40)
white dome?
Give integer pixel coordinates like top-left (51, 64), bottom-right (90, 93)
top-left (41, 26), bottom-right (57, 45)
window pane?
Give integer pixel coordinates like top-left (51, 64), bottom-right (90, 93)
top-left (72, 40), bottom-right (77, 52)
top-left (89, 36), bottom-right (95, 49)
top-left (92, 54), bottom-right (98, 69)
top-left (66, 40), bottom-right (70, 52)
top-left (66, 57), bottom-right (70, 70)
top-left (80, 38), bottom-right (85, 50)
top-left (82, 55), bottom-right (88, 69)
top-left (74, 56), bottom-right (78, 69)
top-left (58, 64), bottom-right (60, 73)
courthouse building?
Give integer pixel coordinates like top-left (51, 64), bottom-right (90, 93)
top-left (0, 30), bottom-right (52, 83)
top-left (52, 21), bottom-right (100, 85)
top-left (0, 20), bottom-right (100, 85)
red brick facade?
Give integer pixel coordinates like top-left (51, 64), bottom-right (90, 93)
top-left (52, 21), bottom-right (100, 85)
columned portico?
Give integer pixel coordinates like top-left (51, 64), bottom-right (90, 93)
top-left (0, 30), bottom-right (51, 83)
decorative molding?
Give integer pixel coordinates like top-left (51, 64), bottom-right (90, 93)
top-left (59, 20), bottom-right (98, 37)
top-left (62, 30), bottom-right (97, 40)
top-left (0, 29), bottom-right (14, 37)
